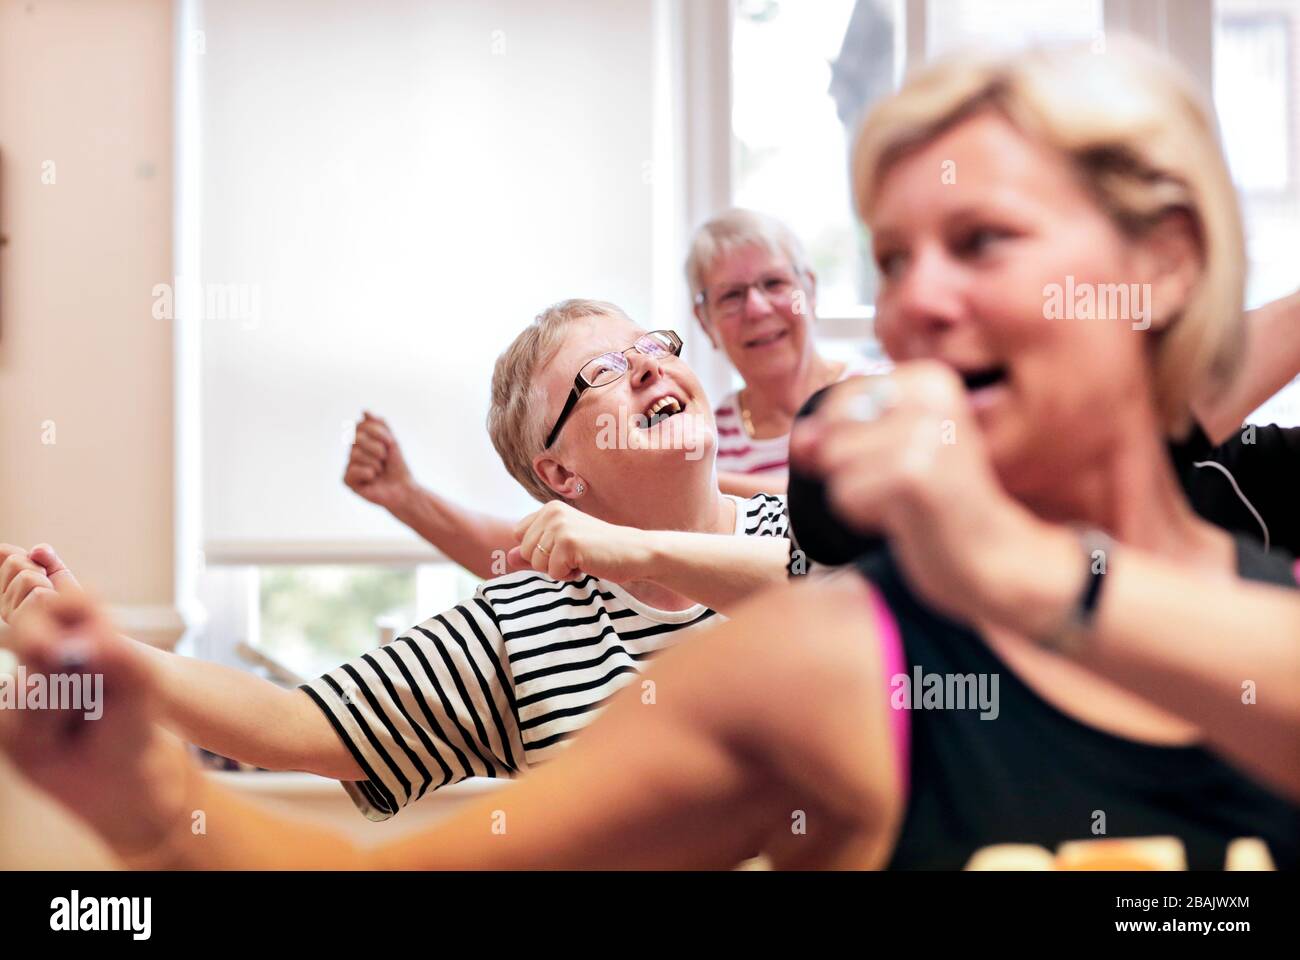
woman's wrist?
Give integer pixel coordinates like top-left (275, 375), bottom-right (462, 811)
top-left (978, 512), bottom-right (1085, 638)
top-left (384, 478), bottom-right (428, 524)
top-left (625, 527), bottom-right (662, 583)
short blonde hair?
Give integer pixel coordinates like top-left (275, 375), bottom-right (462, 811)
top-left (487, 299), bottom-right (633, 503)
top-left (684, 207), bottom-right (812, 307)
top-left (851, 37), bottom-right (1246, 437)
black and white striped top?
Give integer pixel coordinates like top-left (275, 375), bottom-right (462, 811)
top-left (300, 493), bottom-right (788, 820)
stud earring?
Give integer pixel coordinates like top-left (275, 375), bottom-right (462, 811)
top-left (575, 481), bottom-right (586, 496)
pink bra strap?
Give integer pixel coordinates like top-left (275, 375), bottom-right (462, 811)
top-left (869, 585), bottom-right (910, 798)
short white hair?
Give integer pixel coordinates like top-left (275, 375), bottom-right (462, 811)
top-left (684, 207), bottom-right (812, 306)
top-left (488, 299), bottom-right (633, 504)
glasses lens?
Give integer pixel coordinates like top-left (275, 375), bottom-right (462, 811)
top-left (764, 275), bottom-right (794, 298)
top-left (582, 352), bottom-right (627, 387)
top-left (714, 289), bottom-right (745, 316)
top-left (638, 331), bottom-right (678, 357)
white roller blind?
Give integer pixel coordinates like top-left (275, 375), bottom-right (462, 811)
top-left (194, 0), bottom-right (662, 559)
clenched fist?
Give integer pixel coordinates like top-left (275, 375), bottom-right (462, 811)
top-left (0, 591), bottom-right (195, 860)
top-left (0, 544), bottom-right (80, 625)
top-left (342, 411), bottom-right (417, 512)
top-left (508, 501), bottom-right (652, 584)
top-left (789, 362), bottom-right (1048, 626)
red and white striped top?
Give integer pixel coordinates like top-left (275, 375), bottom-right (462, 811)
top-left (713, 356), bottom-right (889, 476)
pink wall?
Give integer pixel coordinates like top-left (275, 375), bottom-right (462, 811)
top-left (0, 0), bottom-right (175, 611)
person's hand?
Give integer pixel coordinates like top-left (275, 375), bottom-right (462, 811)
top-left (0, 592), bottom-right (198, 861)
top-left (343, 412), bottom-right (418, 512)
top-left (507, 502), bottom-right (651, 583)
top-left (789, 362), bottom-right (1060, 627)
top-left (0, 544), bottom-right (80, 625)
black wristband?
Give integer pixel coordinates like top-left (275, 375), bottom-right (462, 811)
top-left (1036, 527), bottom-right (1113, 655)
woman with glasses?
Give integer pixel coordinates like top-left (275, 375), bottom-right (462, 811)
top-left (685, 208), bottom-right (886, 498)
top-left (0, 299), bottom-right (793, 822)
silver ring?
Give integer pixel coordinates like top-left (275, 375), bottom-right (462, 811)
top-left (844, 378), bottom-right (899, 423)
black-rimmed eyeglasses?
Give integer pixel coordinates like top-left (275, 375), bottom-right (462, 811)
top-left (543, 330), bottom-right (684, 448)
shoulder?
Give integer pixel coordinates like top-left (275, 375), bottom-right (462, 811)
top-left (840, 355), bottom-right (893, 379)
top-left (738, 492), bottom-right (790, 538)
top-left (1220, 423), bottom-right (1300, 465)
top-left (474, 570), bottom-right (618, 632)
top-left (1179, 422), bottom-right (1300, 474)
top-left (1233, 535), bottom-right (1300, 589)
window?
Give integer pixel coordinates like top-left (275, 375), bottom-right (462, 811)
top-left (181, 0), bottom-right (675, 672)
top-left (1215, 0), bottom-right (1298, 306)
top-left (258, 565), bottom-right (417, 679)
top-left (196, 561), bottom-right (481, 682)
top-left (1215, 0), bottom-right (1300, 425)
top-left (926, 0), bottom-right (1103, 57)
top-left (730, 0), bottom-right (1102, 348)
top-left (188, 0), bottom-right (664, 561)
top-left (732, 0), bottom-right (883, 316)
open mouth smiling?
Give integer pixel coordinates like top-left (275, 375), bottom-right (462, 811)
top-left (644, 394), bottom-right (686, 428)
top-left (960, 366), bottom-right (1008, 392)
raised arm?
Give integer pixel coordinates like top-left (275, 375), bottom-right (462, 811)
top-left (344, 412), bottom-right (515, 579)
top-left (1194, 289), bottom-right (1300, 444)
top-left (0, 545), bottom-right (360, 779)
top-left (136, 647), bottom-right (362, 779)
top-left (509, 501), bottom-right (788, 615)
top-left (2, 578), bottom-right (900, 870)
top-left (794, 367), bottom-right (1300, 801)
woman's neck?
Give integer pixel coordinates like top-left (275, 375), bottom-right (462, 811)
top-left (615, 485), bottom-right (737, 611)
top-left (741, 352), bottom-right (843, 433)
top-left (599, 471), bottom-right (735, 535)
top-left (1020, 406), bottom-right (1234, 573)
top-left (590, 470), bottom-right (736, 609)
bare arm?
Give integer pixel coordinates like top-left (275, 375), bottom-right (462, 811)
top-left (386, 482), bottom-right (516, 580)
top-left (511, 502), bottom-right (789, 615)
top-left (719, 469), bottom-right (787, 498)
top-left (0, 544), bottom-right (360, 779)
top-left (1195, 289), bottom-right (1300, 445)
top-left (134, 643), bottom-right (363, 780)
top-left (344, 412), bottom-right (514, 580)
top-left (636, 530), bottom-right (789, 614)
top-left (8, 581), bottom-right (901, 870)
top-left (796, 365), bottom-right (1300, 802)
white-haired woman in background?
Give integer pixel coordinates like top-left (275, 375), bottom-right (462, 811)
top-left (682, 207), bottom-right (886, 496)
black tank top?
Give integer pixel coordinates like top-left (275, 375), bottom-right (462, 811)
top-left (854, 537), bottom-right (1300, 871)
